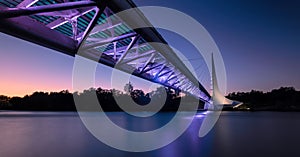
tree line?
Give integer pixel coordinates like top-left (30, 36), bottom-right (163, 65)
top-left (1, 85), bottom-right (298, 112)
top-left (227, 87), bottom-right (300, 111)
top-left (0, 82), bottom-right (201, 111)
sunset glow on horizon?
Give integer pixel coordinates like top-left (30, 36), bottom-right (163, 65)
top-left (0, 34), bottom-right (160, 97)
top-left (1, 0), bottom-right (300, 97)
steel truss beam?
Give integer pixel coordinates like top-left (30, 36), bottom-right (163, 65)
top-left (0, 15), bottom-right (77, 56)
top-left (17, 0), bottom-right (38, 8)
top-left (158, 69), bottom-right (173, 78)
top-left (82, 32), bottom-right (137, 50)
top-left (120, 50), bottom-right (156, 65)
top-left (106, 0), bottom-right (210, 100)
top-left (85, 22), bottom-right (122, 37)
top-left (164, 72), bottom-right (175, 83)
top-left (141, 60), bottom-right (167, 74)
top-left (77, 5), bottom-right (107, 45)
top-left (104, 43), bottom-right (149, 56)
top-left (0, 0), bottom-right (211, 102)
top-left (154, 62), bottom-right (169, 79)
top-left (46, 7), bottom-right (96, 29)
top-left (116, 35), bottom-right (140, 65)
top-left (139, 53), bottom-right (156, 73)
top-left (0, 1), bottom-right (97, 18)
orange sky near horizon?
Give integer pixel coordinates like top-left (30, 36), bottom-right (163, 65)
top-left (0, 33), bottom-right (86, 97)
top-left (0, 33), bottom-right (159, 97)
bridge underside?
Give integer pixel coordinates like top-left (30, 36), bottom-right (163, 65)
top-left (0, 0), bottom-right (211, 103)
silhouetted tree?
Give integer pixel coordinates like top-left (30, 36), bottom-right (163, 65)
top-left (5, 85), bottom-right (298, 112)
top-left (227, 87), bottom-right (300, 111)
top-left (124, 82), bottom-right (133, 94)
top-left (0, 95), bottom-right (11, 109)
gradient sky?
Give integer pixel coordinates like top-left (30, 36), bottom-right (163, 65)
top-left (0, 0), bottom-right (300, 97)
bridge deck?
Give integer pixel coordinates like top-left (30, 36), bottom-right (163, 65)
top-left (0, 0), bottom-right (210, 102)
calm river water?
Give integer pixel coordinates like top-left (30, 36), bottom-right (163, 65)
top-left (0, 111), bottom-right (300, 157)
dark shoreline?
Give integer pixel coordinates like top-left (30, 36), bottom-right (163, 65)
top-left (1, 86), bottom-right (300, 112)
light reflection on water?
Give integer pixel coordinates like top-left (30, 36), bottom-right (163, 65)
top-left (0, 111), bottom-right (300, 157)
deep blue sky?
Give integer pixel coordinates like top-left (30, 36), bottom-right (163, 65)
top-left (0, 0), bottom-right (299, 96)
top-left (134, 0), bottom-right (300, 92)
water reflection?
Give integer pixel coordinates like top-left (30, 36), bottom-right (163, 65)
top-left (0, 111), bottom-right (299, 157)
